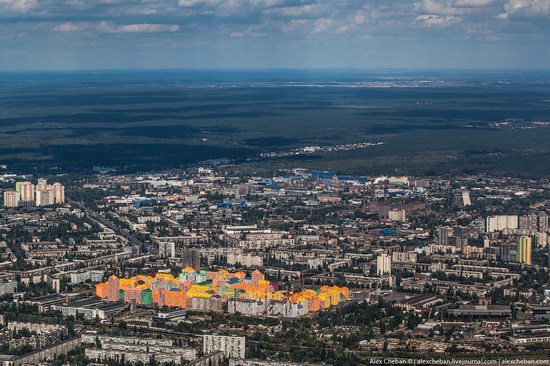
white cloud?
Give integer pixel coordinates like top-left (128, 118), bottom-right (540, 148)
top-left (499, 0), bottom-right (550, 18)
top-left (353, 12), bottom-right (368, 26)
top-left (127, 7), bottom-right (158, 15)
top-left (53, 22), bottom-right (84, 32)
top-left (230, 30), bottom-right (265, 38)
top-left (250, 0), bottom-right (287, 8)
top-left (453, 0), bottom-right (496, 6)
top-left (98, 22), bottom-right (180, 33)
top-left (0, 0), bottom-right (36, 12)
top-left (280, 18), bottom-right (309, 33)
top-left (311, 17), bottom-right (333, 33)
top-left (264, 4), bottom-right (322, 17)
top-left (178, 0), bottom-right (219, 8)
top-left (416, 14), bottom-right (462, 26)
top-left (415, 0), bottom-right (465, 15)
top-left (336, 25), bottom-right (349, 33)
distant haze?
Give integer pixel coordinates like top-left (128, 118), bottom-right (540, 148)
top-left (0, 0), bottom-right (549, 70)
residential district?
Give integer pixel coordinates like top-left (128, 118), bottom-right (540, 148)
top-left (0, 169), bottom-right (550, 366)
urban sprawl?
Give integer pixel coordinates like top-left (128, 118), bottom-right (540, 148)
top-left (0, 168), bottom-right (549, 366)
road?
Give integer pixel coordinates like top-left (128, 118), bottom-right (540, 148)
top-left (67, 198), bottom-right (149, 252)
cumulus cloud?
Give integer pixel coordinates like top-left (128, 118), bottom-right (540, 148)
top-left (0, 0), bottom-right (547, 51)
top-left (453, 0), bottom-right (496, 6)
top-left (178, 0), bottom-right (219, 8)
top-left (229, 23), bottom-right (267, 38)
top-left (416, 14), bottom-right (462, 26)
top-left (415, 0), bottom-right (466, 15)
top-left (498, 0), bottom-right (550, 18)
top-left (250, 0), bottom-right (288, 8)
top-left (353, 12), bottom-right (368, 26)
top-left (98, 21), bottom-right (180, 33)
top-left (53, 22), bottom-right (85, 32)
top-left (0, 0), bottom-right (36, 12)
top-left (311, 17), bottom-right (333, 33)
top-left (263, 4), bottom-right (322, 17)
top-left (280, 18), bottom-right (309, 33)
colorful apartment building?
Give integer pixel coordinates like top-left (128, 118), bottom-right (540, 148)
top-left (96, 268), bottom-right (348, 317)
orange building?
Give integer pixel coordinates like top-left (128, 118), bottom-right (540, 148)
top-left (165, 289), bottom-right (187, 308)
top-left (124, 287), bottom-right (142, 304)
top-left (95, 269), bottom-right (349, 314)
top-left (152, 287), bottom-right (166, 307)
top-left (107, 275), bottom-right (120, 302)
top-left (96, 282), bottom-right (108, 298)
top-left (309, 296), bottom-right (321, 312)
top-left (251, 269), bottom-right (264, 286)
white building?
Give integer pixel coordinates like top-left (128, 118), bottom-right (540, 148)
top-left (486, 215), bottom-right (518, 233)
top-left (69, 270), bottom-right (104, 284)
top-left (137, 215), bottom-right (161, 224)
top-left (392, 251), bottom-right (417, 263)
top-left (376, 254), bottom-right (392, 276)
top-left (228, 298), bottom-right (266, 316)
top-left (53, 182), bottom-right (65, 204)
top-left (227, 253), bottom-right (263, 267)
top-left (462, 191), bottom-right (472, 206)
top-left (158, 242), bottom-right (176, 258)
top-left (36, 188), bottom-right (55, 206)
top-left (19, 181), bottom-right (34, 202)
top-left (388, 209), bottom-right (406, 222)
top-left (84, 334), bottom-right (196, 365)
top-left (203, 335), bottom-right (246, 359)
top-left (3, 191), bottom-right (19, 207)
top-left (535, 232), bottom-right (548, 247)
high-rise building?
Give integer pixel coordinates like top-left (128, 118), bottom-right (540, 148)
top-left (36, 178), bottom-right (47, 192)
top-left (36, 188), bottom-right (55, 206)
top-left (11, 179), bottom-right (64, 207)
top-left (203, 335), bottom-right (245, 359)
top-left (107, 275), bottom-right (120, 302)
top-left (462, 191), bottom-right (471, 206)
top-left (181, 248), bottom-right (201, 271)
top-left (517, 236), bottom-right (532, 265)
top-left (438, 226), bottom-right (451, 245)
top-left (19, 181), bottom-right (34, 202)
top-left (251, 269), bottom-right (264, 286)
top-left (538, 212), bottom-right (548, 232)
top-left (486, 215), bottom-right (518, 232)
top-left (499, 243), bottom-right (516, 262)
top-left (453, 191), bottom-right (471, 207)
top-left (388, 209), bottom-right (406, 222)
top-left (376, 254), bottom-right (392, 276)
top-left (159, 242), bottom-right (176, 258)
top-left (53, 183), bottom-right (65, 204)
top-left (535, 232), bottom-right (548, 248)
top-left (455, 237), bottom-right (468, 252)
top-left (519, 213), bottom-right (538, 231)
top-left (3, 191), bottom-right (19, 208)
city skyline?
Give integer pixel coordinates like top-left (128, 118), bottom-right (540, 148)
top-left (1, 2), bottom-right (550, 365)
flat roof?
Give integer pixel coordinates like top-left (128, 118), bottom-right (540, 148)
top-left (65, 298), bottom-right (104, 308)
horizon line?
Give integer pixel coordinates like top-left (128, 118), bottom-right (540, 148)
top-left (1, 67), bottom-right (550, 73)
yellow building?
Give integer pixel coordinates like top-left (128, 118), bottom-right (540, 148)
top-left (517, 236), bottom-right (532, 265)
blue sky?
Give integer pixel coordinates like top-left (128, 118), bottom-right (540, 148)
top-left (0, 0), bottom-right (549, 70)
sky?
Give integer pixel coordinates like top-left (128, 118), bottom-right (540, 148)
top-left (0, 0), bottom-right (549, 70)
